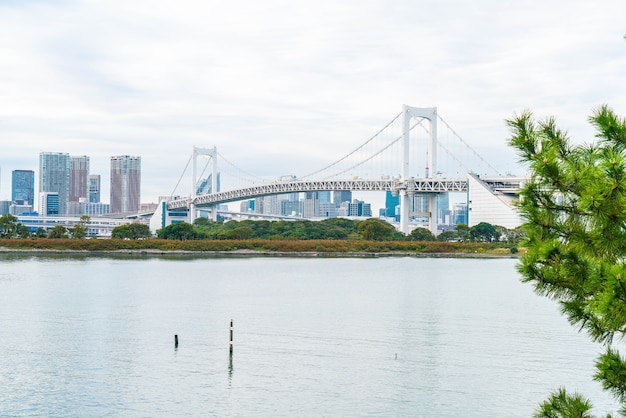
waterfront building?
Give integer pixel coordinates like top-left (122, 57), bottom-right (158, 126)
top-left (84, 202), bottom-right (111, 216)
top-left (70, 156), bottom-right (90, 203)
top-left (39, 192), bottom-right (60, 216)
top-left (9, 203), bottom-right (33, 216)
top-left (12, 170), bottom-right (35, 206)
top-left (110, 155), bottom-right (141, 214)
top-left (39, 152), bottom-right (70, 215)
top-left (467, 174), bottom-right (522, 228)
top-left (89, 174), bottom-right (101, 203)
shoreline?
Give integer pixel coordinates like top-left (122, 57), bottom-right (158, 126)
top-left (0, 247), bottom-right (520, 258)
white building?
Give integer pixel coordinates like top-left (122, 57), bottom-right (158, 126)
top-left (467, 174), bottom-right (523, 229)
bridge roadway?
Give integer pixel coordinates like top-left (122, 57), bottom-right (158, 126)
top-left (167, 177), bottom-right (523, 210)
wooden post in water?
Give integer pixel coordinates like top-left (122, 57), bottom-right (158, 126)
top-left (229, 320), bottom-right (233, 355)
top-left (175, 334), bottom-right (179, 348)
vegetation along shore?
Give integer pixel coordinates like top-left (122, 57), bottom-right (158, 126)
top-left (0, 214), bottom-right (523, 256)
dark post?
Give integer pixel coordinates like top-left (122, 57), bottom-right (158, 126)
top-left (229, 320), bottom-right (233, 355)
top-left (175, 334), bottom-right (179, 348)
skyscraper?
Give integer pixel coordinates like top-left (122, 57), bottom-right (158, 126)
top-left (110, 155), bottom-right (141, 214)
top-left (70, 156), bottom-right (90, 203)
top-left (12, 169), bottom-right (35, 206)
top-left (89, 174), bottom-right (101, 203)
top-left (39, 152), bottom-right (70, 215)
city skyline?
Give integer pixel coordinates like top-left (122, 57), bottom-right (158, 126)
top-left (1, 1), bottom-right (624, 208)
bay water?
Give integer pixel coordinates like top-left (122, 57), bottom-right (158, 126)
top-left (0, 254), bottom-right (618, 417)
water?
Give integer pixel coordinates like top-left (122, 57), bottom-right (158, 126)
top-left (0, 255), bottom-right (618, 417)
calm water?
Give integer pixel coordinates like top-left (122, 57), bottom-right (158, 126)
top-left (0, 254), bottom-right (618, 417)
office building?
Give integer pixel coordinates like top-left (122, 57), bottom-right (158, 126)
top-left (89, 175), bottom-right (101, 203)
top-left (39, 192), bottom-right (60, 216)
top-left (39, 152), bottom-right (70, 215)
top-left (110, 155), bottom-right (141, 214)
top-left (12, 169), bottom-right (35, 206)
top-left (70, 156), bottom-right (90, 203)
top-left (333, 190), bottom-right (352, 205)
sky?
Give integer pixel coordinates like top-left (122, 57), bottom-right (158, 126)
top-left (1, 0), bottom-right (625, 211)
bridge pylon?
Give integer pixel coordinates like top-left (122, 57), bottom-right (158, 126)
top-left (192, 146), bottom-right (218, 222)
top-left (399, 105), bottom-right (438, 235)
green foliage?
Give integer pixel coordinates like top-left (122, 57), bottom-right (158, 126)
top-left (469, 222), bottom-right (497, 242)
top-left (157, 222), bottom-right (199, 240)
top-left (0, 214), bottom-right (19, 238)
top-left (408, 227), bottom-right (436, 241)
top-left (534, 388), bottom-right (594, 418)
top-left (357, 218), bottom-right (396, 241)
top-left (48, 225), bottom-right (68, 239)
top-left (112, 223), bottom-right (152, 239)
top-left (509, 104), bottom-right (626, 415)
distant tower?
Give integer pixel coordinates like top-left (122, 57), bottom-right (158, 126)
top-left (110, 156), bottom-right (141, 214)
top-left (111, 155), bottom-right (141, 213)
top-left (12, 169), bottom-right (35, 206)
top-left (39, 152), bottom-right (70, 215)
top-left (89, 174), bottom-right (101, 203)
top-left (70, 156), bottom-right (90, 203)
top-left (333, 190), bottom-right (352, 205)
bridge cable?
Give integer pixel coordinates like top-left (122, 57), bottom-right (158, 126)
top-left (299, 111), bottom-right (402, 180)
top-left (217, 151), bottom-right (267, 183)
top-left (438, 115), bottom-right (502, 176)
top-left (169, 153), bottom-right (193, 200)
top-left (319, 119), bottom-right (426, 180)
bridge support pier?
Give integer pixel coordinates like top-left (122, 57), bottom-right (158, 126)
top-left (428, 194), bottom-right (438, 236)
top-left (399, 190), bottom-right (410, 235)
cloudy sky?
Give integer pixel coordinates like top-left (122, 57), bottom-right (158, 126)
top-left (1, 0), bottom-right (625, 208)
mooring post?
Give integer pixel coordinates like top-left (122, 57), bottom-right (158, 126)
top-left (229, 320), bottom-right (233, 355)
top-left (175, 334), bottom-right (179, 348)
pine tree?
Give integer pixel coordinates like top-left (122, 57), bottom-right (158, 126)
top-left (508, 105), bottom-right (626, 417)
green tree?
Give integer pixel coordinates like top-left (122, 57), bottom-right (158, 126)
top-left (469, 222), bottom-right (496, 242)
top-left (157, 222), bottom-right (198, 240)
top-left (408, 227), bottom-right (436, 241)
top-left (357, 218), bottom-right (396, 241)
top-left (68, 215), bottom-right (90, 239)
top-left (0, 214), bottom-right (19, 238)
top-left (508, 105), bottom-right (626, 416)
top-left (35, 227), bottom-right (47, 238)
top-left (111, 224), bottom-right (133, 239)
top-left (437, 229), bottom-right (459, 242)
top-left (48, 225), bottom-right (68, 239)
top-left (128, 223), bottom-right (152, 239)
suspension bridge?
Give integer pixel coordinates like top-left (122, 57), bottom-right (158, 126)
top-left (160, 105), bottom-right (524, 234)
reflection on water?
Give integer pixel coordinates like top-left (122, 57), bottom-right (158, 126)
top-left (0, 255), bottom-right (618, 417)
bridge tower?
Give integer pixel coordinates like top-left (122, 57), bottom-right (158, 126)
top-left (191, 146), bottom-right (218, 222)
top-left (399, 105), bottom-right (438, 235)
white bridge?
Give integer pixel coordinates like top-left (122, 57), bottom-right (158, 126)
top-left (159, 105), bottom-right (524, 234)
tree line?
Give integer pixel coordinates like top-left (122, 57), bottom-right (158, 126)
top-left (156, 216), bottom-right (524, 244)
top-left (0, 212), bottom-right (523, 245)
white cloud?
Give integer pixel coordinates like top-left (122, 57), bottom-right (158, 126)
top-left (1, 0), bottom-right (625, 211)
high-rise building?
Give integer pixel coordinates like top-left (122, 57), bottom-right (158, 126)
top-left (333, 190), bottom-right (352, 205)
top-left (12, 169), bottom-right (35, 206)
top-left (39, 152), bottom-right (70, 215)
top-left (110, 155), bottom-right (141, 214)
top-left (384, 191), bottom-right (400, 220)
top-left (70, 156), bottom-right (90, 203)
top-left (89, 175), bottom-right (101, 203)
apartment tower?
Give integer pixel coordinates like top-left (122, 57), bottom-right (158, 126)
top-left (39, 152), bottom-right (70, 215)
top-left (110, 155), bottom-right (141, 214)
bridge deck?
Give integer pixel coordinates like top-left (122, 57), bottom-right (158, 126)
top-left (166, 177), bottom-right (494, 210)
